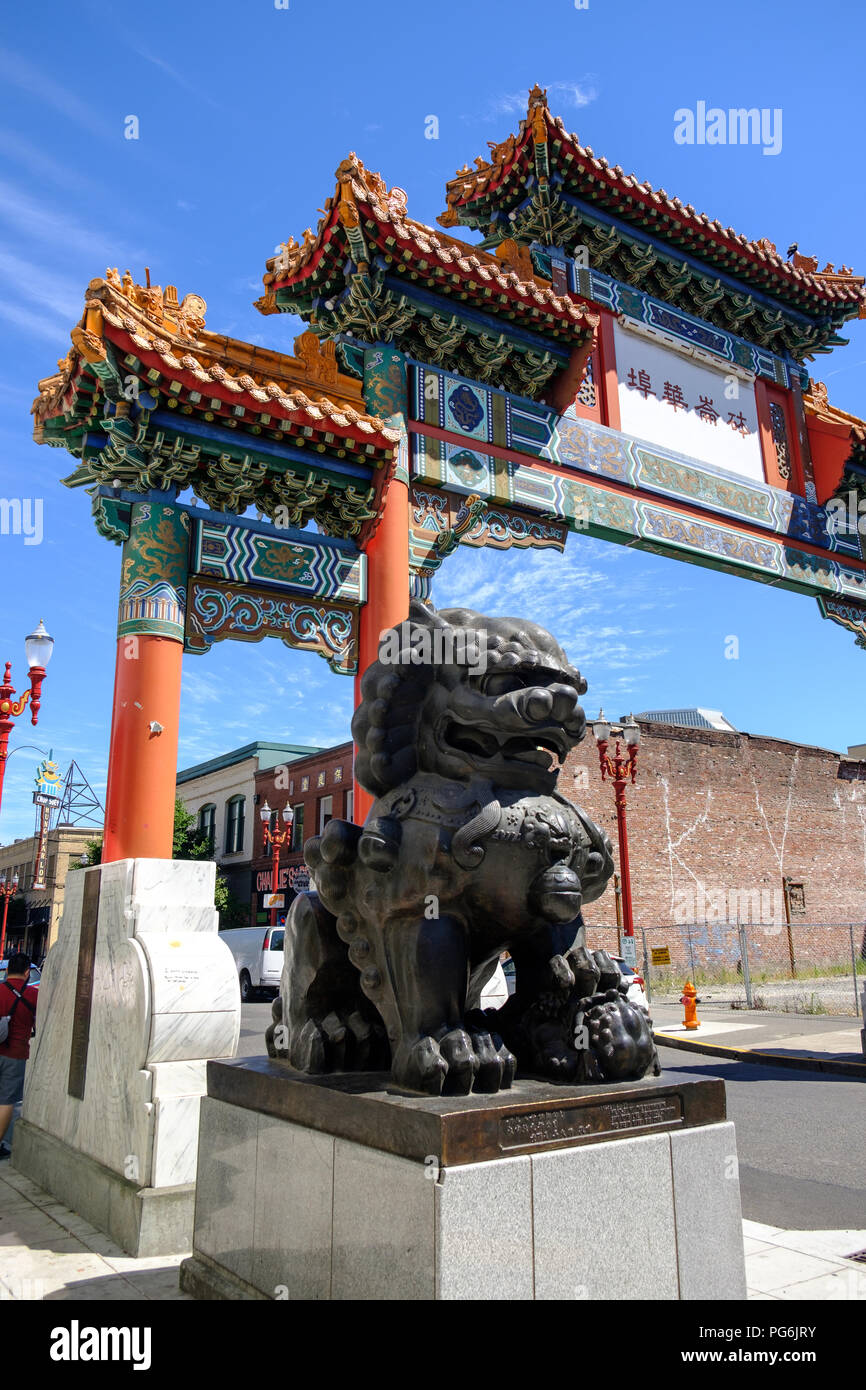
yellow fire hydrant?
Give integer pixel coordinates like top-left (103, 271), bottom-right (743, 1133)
top-left (680, 981), bottom-right (700, 1030)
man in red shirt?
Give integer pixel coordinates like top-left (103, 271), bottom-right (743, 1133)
top-left (0, 952), bottom-right (38, 1160)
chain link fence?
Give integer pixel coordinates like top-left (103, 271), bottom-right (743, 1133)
top-left (585, 920), bottom-right (866, 1019)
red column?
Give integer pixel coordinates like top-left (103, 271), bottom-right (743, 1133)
top-left (353, 474), bottom-right (410, 825)
top-left (102, 635), bottom-right (183, 862)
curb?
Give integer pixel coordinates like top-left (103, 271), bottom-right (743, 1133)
top-left (654, 1031), bottom-right (866, 1078)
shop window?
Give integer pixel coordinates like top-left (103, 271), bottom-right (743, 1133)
top-left (225, 796), bottom-right (245, 855)
top-left (198, 803), bottom-right (216, 853)
top-left (291, 804), bottom-right (305, 852)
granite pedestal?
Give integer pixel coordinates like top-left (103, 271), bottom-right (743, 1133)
top-left (13, 858), bottom-right (240, 1256)
top-left (180, 1058), bottom-right (747, 1301)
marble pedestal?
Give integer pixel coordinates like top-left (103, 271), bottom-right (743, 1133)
top-left (13, 859), bottom-right (240, 1256)
top-left (180, 1060), bottom-right (747, 1301)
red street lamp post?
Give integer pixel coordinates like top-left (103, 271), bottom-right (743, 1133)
top-left (0, 621), bottom-right (54, 821)
top-left (587, 711), bottom-right (641, 961)
top-left (0, 870), bottom-right (19, 962)
top-left (259, 801), bottom-right (294, 928)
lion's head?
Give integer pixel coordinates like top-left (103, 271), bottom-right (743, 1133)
top-left (352, 602), bottom-right (589, 797)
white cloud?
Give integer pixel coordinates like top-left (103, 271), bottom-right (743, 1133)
top-left (487, 79), bottom-right (598, 119)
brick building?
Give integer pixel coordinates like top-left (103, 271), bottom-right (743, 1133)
top-left (252, 742), bottom-right (353, 925)
top-left (0, 825), bottom-right (96, 962)
top-left (176, 740), bottom-right (319, 913)
top-left (565, 717), bottom-right (866, 976)
top-left (248, 718), bottom-right (866, 973)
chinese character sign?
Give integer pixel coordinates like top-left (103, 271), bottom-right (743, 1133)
top-left (614, 323), bottom-right (762, 483)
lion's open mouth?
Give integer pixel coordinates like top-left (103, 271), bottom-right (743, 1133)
top-left (444, 721), bottom-right (568, 771)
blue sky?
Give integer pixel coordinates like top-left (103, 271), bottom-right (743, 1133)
top-left (1, 0), bottom-right (865, 842)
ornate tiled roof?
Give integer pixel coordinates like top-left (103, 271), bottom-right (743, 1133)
top-left (258, 154), bottom-right (598, 397)
top-left (440, 85), bottom-right (866, 323)
top-left (804, 381), bottom-right (866, 444)
top-left (32, 271), bottom-right (399, 538)
top-left (33, 270), bottom-right (399, 455)
top-left (261, 153), bottom-right (596, 335)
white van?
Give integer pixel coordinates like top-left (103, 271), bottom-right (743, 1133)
top-left (219, 926), bottom-right (284, 1002)
top-left (220, 930), bottom-right (510, 1011)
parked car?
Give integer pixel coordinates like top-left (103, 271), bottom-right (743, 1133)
top-left (611, 955), bottom-right (649, 1012)
top-left (219, 926), bottom-right (284, 1002)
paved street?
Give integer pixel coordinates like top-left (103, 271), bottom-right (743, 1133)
top-left (238, 998), bottom-right (274, 1058)
top-left (656, 1045), bottom-right (866, 1232)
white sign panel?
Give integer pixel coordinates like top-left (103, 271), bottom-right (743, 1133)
top-left (614, 320), bottom-right (763, 483)
top-left (620, 935), bottom-right (637, 968)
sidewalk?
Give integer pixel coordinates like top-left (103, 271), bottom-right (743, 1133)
top-left (0, 1165), bottom-right (189, 1301)
top-left (652, 1001), bottom-right (866, 1074)
top-left (2, 1161), bottom-right (865, 1301)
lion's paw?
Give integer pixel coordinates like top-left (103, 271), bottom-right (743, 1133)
top-left (393, 1025), bottom-right (516, 1096)
top-left (580, 992), bottom-right (657, 1081)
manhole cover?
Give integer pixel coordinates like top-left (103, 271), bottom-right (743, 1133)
top-left (845, 1249), bottom-right (866, 1264)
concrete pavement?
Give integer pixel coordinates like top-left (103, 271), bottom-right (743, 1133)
top-left (2, 1152), bottom-right (865, 1302)
top-left (651, 1000), bottom-right (866, 1075)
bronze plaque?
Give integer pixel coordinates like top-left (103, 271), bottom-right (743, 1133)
top-left (498, 1094), bottom-right (682, 1153)
top-left (67, 869), bottom-right (101, 1100)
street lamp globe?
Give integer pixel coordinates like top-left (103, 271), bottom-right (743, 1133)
top-left (281, 804), bottom-right (294, 826)
top-left (591, 709), bottom-right (611, 744)
top-left (25, 619), bottom-right (54, 670)
top-left (621, 715), bottom-right (641, 747)
top-left (259, 799), bottom-right (272, 824)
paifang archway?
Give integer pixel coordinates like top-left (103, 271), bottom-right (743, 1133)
top-left (32, 85), bottom-right (866, 861)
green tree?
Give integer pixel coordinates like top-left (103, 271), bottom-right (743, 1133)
top-left (74, 798), bottom-right (249, 927)
top-left (172, 798), bottom-right (212, 860)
